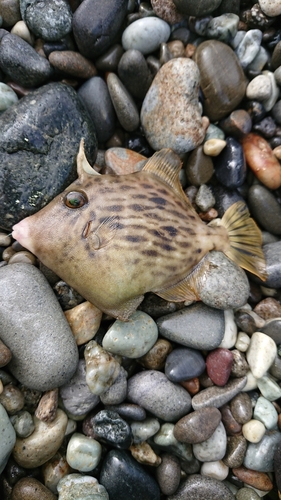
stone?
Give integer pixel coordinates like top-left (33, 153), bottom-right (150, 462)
top-left (21, 0), bottom-right (72, 41)
top-left (230, 392), bottom-right (252, 425)
top-left (0, 33), bottom-right (53, 87)
top-left (0, 82), bottom-right (97, 231)
top-left (254, 297), bottom-right (281, 320)
top-left (173, 407), bottom-right (221, 444)
top-left (84, 340), bottom-right (121, 396)
top-left (103, 147), bottom-right (146, 175)
top-left (242, 419), bottom-right (266, 443)
top-left (246, 74), bottom-right (272, 101)
top-left (0, 384), bottom-right (24, 415)
top-left (48, 50), bottom-right (97, 79)
top-left (195, 184), bottom-right (215, 211)
top-left (0, 402), bottom-right (16, 473)
top-left (235, 29), bottom-right (262, 69)
top-left (206, 348), bottom-right (233, 386)
top-left (0, 0), bottom-right (21, 28)
top-left (167, 474), bottom-right (235, 500)
top-left (194, 40), bottom-right (247, 122)
top-left (156, 453), bottom-right (181, 495)
top-left (73, 0), bottom-right (127, 59)
top-left (262, 241), bottom-right (281, 288)
top-left (173, 0), bottom-right (222, 16)
top-left (244, 431), bottom-right (281, 472)
top-left (0, 264), bottom-right (78, 391)
top-left (203, 139), bottom-right (226, 157)
top-left (151, 0), bottom-right (183, 24)
top-left (13, 408), bottom-right (68, 468)
top-left (102, 311), bottom-right (158, 359)
top-left (165, 347), bottom-right (205, 382)
top-left (103, 403), bottom-right (146, 422)
top-left (66, 432), bottom-right (102, 472)
top-left (235, 488), bottom-right (261, 500)
top-left (10, 410), bottom-right (35, 438)
top-left (261, 318), bottom-right (281, 343)
top-left (201, 460), bottom-right (229, 480)
top-left (11, 477), bottom-right (56, 500)
top-left (231, 349), bottom-right (249, 377)
top-left (60, 359), bottom-right (100, 417)
top-left (118, 49), bottom-right (152, 100)
top-left (10, 19), bottom-right (34, 44)
top-left (248, 185), bottom-right (281, 236)
top-left (127, 370), bottom-right (191, 422)
top-left (0, 338), bottom-right (12, 367)
top-left (153, 423), bottom-right (193, 462)
top-left (0, 82), bottom-right (18, 111)
top-left (219, 110), bottom-right (252, 139)
top-left (64, 301), bottom-right (102, 346)
top-left (223, 435), bottom-right (247, 468)
top-left (214, 136), bottom-right (246, 188)
top-left (100, 366), bottom-right (127, 405)
top-left (184, 145), bottom-right (214, 186)
top-left (192, 376), bottom-right (247, 410)
top-left (193, 421), bottom-right (227, 462)
top-left (100, 449), bottom-right (160, 500)
top-left (91, 409), bottom-right (132, 449)
top-left (246, 331), bottom-right (277, 379)
top-left (259, 0), bottom-right (281, 16)
top-left (138, 339), bottom-right (172, 370)
top-left (257, 373), bottom-right (281, 401)
top-left (57, 474), bottom-right (109, 500)
top-left (95, 43), bottom-right (124, 73)
top-left (157, 303), bottom-right (225, 350)
top-left (242, 135), bottom-right (281, 190)
top-left (233, 466), bottom-right (273, 491)
top-left (107, 72), bottom-right (139, 132)
top-left (221, 404), bottom-right (242, 435)
top-left (141, 58), bottom-right (207, 155)
top-left (131, 418), bottom-right (160, 444)
top-left (122, 17), bottom-right (170, 55)
top-left (129, 441), bottom-right (161, 467)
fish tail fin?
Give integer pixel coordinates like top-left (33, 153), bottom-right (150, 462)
top-left (220, 201), bottom-right (267, 281)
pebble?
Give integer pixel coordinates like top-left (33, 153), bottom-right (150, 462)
top-left (214, 136), bottom-right (246, 188)
top-left (235, 332), bottom-right (251, 352)
top-left (246, 74), bottom-right (272, 101)
top-left (172, 475), bottom-right (236, 499)
top-left (84, 340), bottom-right (121, 396)
top-left (221, 403), bottom-right (242, 435)
top-left (157, 303), bottom-right (225, 350)
top-left (219, 109), bottom-right (252, 139)
top-left (57, 474), bottom-right (109, 500)
top-left (118, 49), bottom-right (152, 100)
top-left (141, 57), bottom-right (207, 154)
top-left (73, 0), bottom-right (127, 59)
top-left (64, 300), bottom-right (102, 346)
top-left (66, 432), bottom-right (102, 472)
top-left (194, 40), bottom-right (247, 121)
top-left (184, 145), bottom-right (214, 186)
top-left (156, 453), bottom-right (181, 495)
top-left (235, 487), bottom-right (261, 500)
top-left (102, 310), bottom-right (158, 359)
top-left (91, 409), bottom-right (132, 449)
top-left (153, 422), bottom-right (193, 462)
top-left (0, 338), bottom-right (12, 367)
top-left (247, 184), bottom-right (281, 236)
top-left (231, 349), bottom-right (249, 377)
top-left (192, 376), bottom-right (247, 410)
top-left (138, 338), bottom-right (172, 370)
top-left (48, 50), bottom-right (97, 80)
top-left (242, 419), bottom-right (266, 443)
top-left (223, 435), bottom-right (247, 468)
top-left (0, 0), bottom-right (21, 27)
top-left (11, 477), bottom-right (57, 500)
top-left (131, 418), bottom-right (160, 444)
top-left (0, 82), bottom-right (18, 111)
top-left (103, 403), bottom-right (146, 422)
top-left (165, 347), bottom-right (205, 382)
top-left (103, 147), bottom-right (146, 175)
top-left (0, 264), bottom-right (78, 391)
top-left (107, 72), bottom-right (139, 132)
top-left (261, 70), bottom-right (279, 111)
top-left (262, 241), bottom-right (281, 288)
top-left (13, 408), bottom-right (68, 468)
top-left (21, 0), bottom-right (72, 41)
top-left (246, 331), bottom-right (277, 379)
top-left (233, 466), bottom-right (273, 491)
top-left (173, 407), bottom-right (221, 444)
top-left (100, 366), bottom-right (127, 405)
top-left (59, 359), bottom-right (100, 417)
top-left (127, 370), bottom-right (191, 422)
top-left (195, 184), bottom-right (215, 211)
top-left (206, 348), bottom-right (233, 386)
top-left (100, 449), bottom-right (160, 500)
top-left (10, 19), bottom-right (34, 44)
top-left (0, 402), bottom-right (16, 473)
top-left (151, 0), bottom-right (183, 24)
top-left (95, 43), bottom-right (124, 73)
top-left (122, 17), bottom-right (170, 55)
top-left (203, 138), bottom-right (226, 156)
top-left (230, 393), bottom-right (253, 425)
top-left (173, 0), bottom-right (222, 16)
top-left (0, 383), bottom-right (24, 415)
top-left (270, 354), bottom-right (281, 379)
top-left (193, 421), bottom-right (227, 462)
top-left (130, 441), bottom-right (161, 467)
top-left (201, 459), bottom-right (229, 480)
top-left (259, 0), bottom-right (281, 16)
top-left (257, 373), bottom-right (281, 401)
top-left (261, 318), bottom-right (281, 343)
top-left (236, 29), bottom-right (262, 69)
top-left (10, 410), bottom-right (35, 438)
top-left (244, 430), bottom-right (281, 472)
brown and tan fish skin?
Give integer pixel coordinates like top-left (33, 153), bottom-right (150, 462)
top-left (12, 142), bottom-right (266, 320)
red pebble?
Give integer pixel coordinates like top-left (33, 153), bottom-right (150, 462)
top-left (241, 133), bottom-right (281, 190)
top-left (206, 348), bottom-right (233, 386)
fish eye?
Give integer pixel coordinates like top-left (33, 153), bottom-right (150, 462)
top-left (64, 191), bottom-right (88, 209)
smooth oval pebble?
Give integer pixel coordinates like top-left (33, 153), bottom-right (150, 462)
top-left (131, 418), bottom-right (160, 444)
top-left (64, 300), bottom-right (102, 346)
top-left (203, 138), bottom-right (226, 156)
top-left (156, 453), bottom-right (181, 496)
top-left (57, 473), bottom-right (109, 500)
top-left (167, 473), bottom-right (235, 500)
top-left (223, 435), bottom-right (247, 468)
top-left (253, 396), bottom-right (278, 430)
top-left (247, 184), bottom-right (281, 236)
top-left (193, 421), bottom-right (227, 462)
top-left (214, 136), bottom-right (246, 188)
top-left (206, 348), bottom-right (233, 386)
top-left (0, 402), bottom-right (16, 473)
top-left (246, 331), bottom-right (277, 379)
top-left (244, 431), bottom-right (281, 472)
top-left (192, 376), bottom-right (247, 410)
top-left (66, 432), bottom-right (102, 472)
top-left (127, 370), bottom-right (191, 422)
top-left (165, 347), bottom-right (205, 382)
top-left (200, 460), bottom-right (229, 480)
top-left (13, 408), bottom-right (68, 468)
top-left (230, 392), bottom-right (252, 425)
top-left (107, 72), bottom-right (139, 132)
top-left (11, 477), bottom-right (57, 500)
top-left (242, 133), bottom-right (281, 190)
top-left (174, 407), bottom-right (221, 444)
top-left (122, 17), bottom-right (170, 55)
top-left (232, 466), bottom-right (273, 492)
top-left (0, 263), bottom-right (78, 391)
top-left (48, 50), bottom-right (96, 79)
top-left (242, 419), bottom-right (266, 444)
top-left (102, 310), bottom-right (158, 358)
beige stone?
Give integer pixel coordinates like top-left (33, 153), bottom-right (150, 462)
top-left (64, 301), bottom-right (102, 345)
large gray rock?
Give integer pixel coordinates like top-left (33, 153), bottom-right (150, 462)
top-left (0, 403), bottom-right (16, 474)
top-left (0, 263), bottom-right (79, 391)
top-left (0, 82), bottom-right (97, 231)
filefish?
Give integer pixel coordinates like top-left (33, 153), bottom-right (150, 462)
top-left (12, 140), bottom-right (267, 320)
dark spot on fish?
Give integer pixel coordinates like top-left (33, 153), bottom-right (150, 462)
top-left (119, 184), bottom-right (134, 191)
top-left (169, 209), bottom-right (184, 218)
top-left (189, 215), bottom-right (196, 220)
top-left (133, 194), bottom-right (148, 199)
top-left (162, 243), bottom-right (175, 252)
top-left (177, 241), bottom-right (191, 248)
top-left (142, 249), bottom-right (159, 257)
top-left (141, 183), bottom-right (152, 189)
top-left (181, 227), bottom-right (196, 236)
top-left (107, 205), bottom-right (124, 212)
top-left (124, 235), bottom-right (144, 243)
top-left (129, 204), bottom-right (144, 212)
top-left (196, 248), bottom-right (202, 253)
top-left (148, 229), bottom-right (164, 238)
top-left (149, 197), bottom-right (166, 206)
top-left (162, 226), bottom-right (178, 237)
top-left (158, 188), bottom-right (169, 195)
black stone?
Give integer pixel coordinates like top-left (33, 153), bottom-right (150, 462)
top-left (118, 49), bottom-right (152, 100)
top-left (211, 185), bottom-right (244, 218)
top-left (245, 100), bottom-right (266, 124)
top-left (95, 44), bottom-right (124, 73)
top-left (124, 133), bottom-right (154, 157)
top-left (173, 0), bottom-right (222, 16)
top-left (234, 311), bottom-right (257, 334)
top-left (261, 319), bottom-right (281, 344)
top-left (0, 34), bottom-right (53, 87)
top-left (253, 116), bottom-right (277, 138)
top-left (0, 82), bottom-right (97, 231)
top-left (73, 0), bottom-right (127, 59)
top-left (165, 347), bottom-right (206, 382)
top-left (100, 449), bottom-right (160, 500)
top-left (214, 137), bottom-right (247, 188)
top-left (91, 410), bottom-right (132, 449)
top-left (247, 184), bottom-right (281, 236)
top-left (104, 403), bottom-right (146, 421)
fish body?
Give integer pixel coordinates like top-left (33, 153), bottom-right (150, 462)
top-left (12, 142), bottom-right (266, 320)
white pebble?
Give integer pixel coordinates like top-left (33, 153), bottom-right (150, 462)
top-left (203, 139), bottom-right (226, 156)
top-left (193, 422), bottom-right (227, 462)
top-left (84, 340), bottom-right (120, 395)
top-left (242, 370), bottom-right (258, 392)
top-left (122, 17), bottom-right (170, 55)
top-left (131, 418), bottom-right (160, 444)
top-left (242, 419), bottom-right (266, 443)
top-left (66, 433), bottom-right (102, 472)
top-left (246, 74), bottom-right (272, 101)
top-left (246, 331), bottom-right (276, 379)
top-left (235, 331), bottom-right (251, 352)
top-left (11, 20), bottom-right (34, 45)
top-left (219, 310), bottom-right (237, 349)
top-left (201, 460), bottom-right (229, 480)
top-left (0, 83), bottom-right (18, 111)
top-left (257, 373), bottom-right (281, 401)
top-left (259, 0), bottom-right (281, 17)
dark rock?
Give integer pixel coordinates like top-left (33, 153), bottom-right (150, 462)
top-left (214, 136), bottom-right (247, 188)
top-left (165, 347), bottom-right (205, 382)
top-left (167, 474), bottom-right (235, 500)
top-left (21, 0), bottom-right (72, 42)
top-left (173, 0), bottom-right (222, 16)
top-left (0, 82), bottom-right (97, 231)
top-left (118, 49), bottom-right (152, 100)
top-left (261, 319), bottom-right (281, 344)
top-left (91, 410), bottom-right (132, 449)
top-left (247, 184), bottom-right (281, 236)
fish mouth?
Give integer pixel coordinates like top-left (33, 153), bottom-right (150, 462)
top-left (12, 219), bottom-right (34, 254)
top-left (82, 220), bottom-right (92, 239)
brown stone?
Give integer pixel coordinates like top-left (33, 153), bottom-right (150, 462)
top-left (221, 404), bottom-right (242, 435)
top-left (103, 148), bottom-right (147, 175)
top-left (223, 435), bottom-right (247, 468)
top-left (42, 453), bottom-right (71, 493)
top-left (167, 40), bottom-right (185, 58)
top-left (35, 388), bottom-right (59, 422)
top-left (230, 392), bottom-right (252, 425)
top-left (219, 109), bottom-right (252, 139)
top-left (254, 297), bottom-right (281, 320)
top-left (64, 300), bottom-right (102, 345)
top-left (184, 145), bottom-right (214, 187)
top-left (156, 453), bottom-right (181, 496)
top-left (138, 339), bottom-right (172, 370)
top-left (11, 477), bottom-right (56, 500)
top-left (129, 442), bottom-right (161, 467)
top-left (242, 133), bottom-right (281, 190)
top-left (48, 50), bottom-right (97, 79)
top-left (0, 384), bottom-right (24, 414)
top-left (233, 466), bottom-right (273, 491)
top-left (0, 338), bottom-right (12, 367)
top-left (231, 349), bottom-right (249, 378)
top-left (151, 0), bottom-right (183, 24)
top-left (173, 407), bottom-right (221, 444)
top-left (180, 377), bottom-right (200, 395)
top-left (8, 250), bottom-right (37, 265)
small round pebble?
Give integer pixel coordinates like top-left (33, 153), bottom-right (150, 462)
top-left (11, 477), bottom-right (56, 500)
top-left (173, 407), bottom-right (221, 444)
top-left (122, 17), bottom-right (170, 55)
top-left (131, 418), bottom-right (160, 444)
top-left (66, 432), bottom-right (102, 472)
top-left (156, 453), bottom-right (181, 495)
top-left (203, 139), bottom-right (226, 156)
top-left (165, 347), bottom-right (205, 382)
top-left (10, 410), bottom-right (35, 438)
top-left (242, 419), bottom-right (266, 443)
top-left (201, 460), bottom-right (229, 480)
top-left (206, 348), bottom-right (233, 386)
top-left (193, 421), bottom-right (227, 462)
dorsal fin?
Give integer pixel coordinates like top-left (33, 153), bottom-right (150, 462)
top-left (143, 149), bottom-right (191, 206)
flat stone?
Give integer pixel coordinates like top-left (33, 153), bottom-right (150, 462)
top-left (157, 303), bottom-right (225, 350)
top-left (173, 407), bottom-right (221, 444)
top-left (167, 474), bottom-right (235, 500)
top-left (118, 49), bottom-right (152, 100)
top-left (192, 376), bottom-right (247, 410)
top-left (122, 17), bottom-right (170, 55)
top-left (141, 57), bottom-right (207, 155)
top-left (48, 50), bottom-right (97, 79)
top-left (127, 370), bottom-right (191, 422)
top-left (248, 185), bottom-right (281, 236)
top-left (230, 393), bottom-right (252, 425)
top-left (233, 466), bottom-right (273, 491)
top-left (0, 264), bottom-right (78, 391)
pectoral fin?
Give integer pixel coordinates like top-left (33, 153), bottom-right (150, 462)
top-left (83, 215), bottom-right (119, 250)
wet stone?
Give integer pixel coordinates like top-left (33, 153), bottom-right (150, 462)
top-left (192, 376), bottom-right (247, 410)
top-left (206, 348), bottom-right (233, 386)
top-left (244, 430), bottom-right (281, 472)
top-left (214, 136), bottom-right (246, 188)
top-left (223, 435), bottom-right (247, 468)
top-left (95, 43), bottom-right (124, 73)
top-left (165, 347), bottom-right (205, 383)
top-left (100, 449), bottom-right (160, 500)
top-left (66, 432), bottom-right (102, 472)
top-left (230, 393), bottom-right (252, 425)
top-left (184, 145), bottom-right (214, 186)
top-left (21, 0), bottom-right (72, 41)
top-left (167, 473), bottom-right (235, 500)
top-left (91, 410), bottom-right (132, 449)
top-left (247, 185), bottom-right (281, 236)
top-left (219, 109), bottom-right (252, 139)
top-left (11, 477), bottom-right (57, 500)
top-left (173, 407), bottom-right (221, 444)
top-left (107, 72), bottom-right (139, 132)
top-left (118, 49), bottom-right (152, 100)
top-left (122, 17), bottom-right (170, 55)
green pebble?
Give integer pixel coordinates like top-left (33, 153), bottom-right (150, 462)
top-left (257, 374), bottom-right (281, 401)
top-left (0, 82), bottom-right (18, 111)
top-left (57, 474), bottom-right (109, 500)
top-left (235, 486), bottom-right (261, 499)
top-left (10, 410), bottom-right (35, 438)
top-left (253, 396), bottom-right (278, 430)
top-left (204, 123), bottom-right (225, 141)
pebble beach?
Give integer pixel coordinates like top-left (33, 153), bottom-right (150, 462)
top-left (1, 0), bottom-right (281, 498)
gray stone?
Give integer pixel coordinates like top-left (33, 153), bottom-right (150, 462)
top-left (57, 474), bottom-right (109, 500)
top-left (0, 82), bottom-right (18, 111)
top-left (100, 366), bottom-right (127, 405)
top-left (127, 370), bottom-right (191, 422)
top-left (173, 0), bottom-right (222, 16)
top-left (165, 347), bottom-right (205, 382)
top-left (206, 13), bottom-right (239, 43)
top-left (261, 319), bottom-right (281, 344)
top-left (0, 82), bottom-right (97, 231)
top-left (107, 72), bottom-right (139, 132)
top-left (192, 376), bottom-right (247, 410)
top-left (157, 303), bottom-right (225, 350)
top-left (122, 17), bottom-right (170, 55)
top-left (60, 360), bottom-right (100, 417)
top-left (243, 430), bottom-right (281, 472)
top-left (235, 29), bottom-right (262, 69)
top-left (248, 184), bottom-right (281, 236)
top-left (262, 242), bottom-right (281, 288)
top-left (0, 263), bottom-right (78, 391)
top-left (0, 33), bottom-right (53, 87)
top-left (20, 0), bottom-right (72, 41)
top-left (118, 49), bottom-right (152, 100)
top-left (0, 402), bottom-right (16, 474)
top-left (167, 474), bottom-right (235, 500)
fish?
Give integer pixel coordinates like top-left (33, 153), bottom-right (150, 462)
top-left (12, 139), bottom-right (267, 321)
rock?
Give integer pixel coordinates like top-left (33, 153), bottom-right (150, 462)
top-left (130, 441), bottom-right (161, 467)
top-left (0, 402), bottom-right (16, 473)
top-left (242, 135), bottom-right (281, 190)
top-left (73, 0), bottom-right (127, 59)
top-left (0, 82), bottom-right (97, 231)
top-left (167, 474), bottom-right (235, 500)
top-left (122, 17), bottom-right (170, 55)
top-left (233, 466), bottom-right (273, 491)
top-left (194, 40), bottom-right (247, 122)
top-left (66, 432), bottom-right (102, 472)
top-left (206, 348), bottom-right (233, 386)
top-left (173, 0), bottom-right (222, 16)
top-left (214, 136), bottom-right (246, 188)
top-left (223, 435), bottom-right (247, 468)
top-left (254, 297), bottom-right (281, 320)
top-left (259, 0), bottom-right (281, 16)
top-left (246, 74), bottom-right (272, 101)
top-left (235, 29), bottom-right (262, 69)
top-left (103, 403), bottom-right (146, 422)
top-left (0, 263), bottom-right (78, 391)
top-left (244, 430), bottom-right (281, 472)
top-left (100, 449), bottom-right (160, 500)
top-left (103, 147), bottom-right (146, 175)
top-left (184, 145), bottom-right (214, 186)
top-left (153, 422), bottom-right (193, 462)
top-left (11, 477), bottom-right (57, 500)
top-left (48, 50), bottom-right (97, 79)
top-left (0, 0), bottom-right (21, 28)
top-left (0, 82), bottom-right (18, 111)
top-left (127, 370), bottom-right (191, 422)
top-left (118, 49), bottom-right (152, 100)
top-left (173, 407), bottom-right (221, 444)
top-left (100, 366), bottom-right (127, 405)
top-left (165, 347), bottom-right (205, 382)
top-left (131, 418), bottom-right (160, 444)
top-left (13, 408), bottom-right (68, 468)
top-left (57, 474), bottom-right (109, 500)
top-left (21, 0), bottom-right (72, 41)
top-left (156, 453), bottom-right (181, 495)
top-left (246, 331), bottom-right (277, 379)
top-left (107, 72), bottom-right (139, 132)
top-left (192, 376), bottom-right (247, 410)
top-left (193, 421), bottom-right (227, 462)
top-left (84, 340), bottom-right (121, 396)
top-left (141, 58), bottom-right (207, 155)
top-left (64, 301), bottom-right (102, 346)
top-left (151, 0), bottom-right (183, 24)
top-left (0, 33), bottom-right (53, 86)
top-left (90, 410), bottom-right (132, 449)
top-left (10, 410), bottom-right (35, 438)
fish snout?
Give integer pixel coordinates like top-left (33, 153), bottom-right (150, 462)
top-left (12, 219), bottom-right (34, 253)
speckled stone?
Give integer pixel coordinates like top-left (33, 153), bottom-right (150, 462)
top-left (151, 0), bottom-right (183, 24)
top-left (193, 421), bottom-right (227, 462)
top-left (127, 370), bottom-right (191, 422)
top-left (107, 72), bottom-right (139, 132)
top-left (221, 404), bottom-right (242, 435)
top-left (122, 17), bottom-right (170, 55)
top-left (254, 297), bottom-right (281, 320)
top-left (235, 487), bottom-right (261, 500)
top-left (0, 264), bottom-right (78, 391)
top-left (0, 402), bottom-right (16, 473)
top-left (259, 0), bottom-right (281, 16)
top-left (244, 430), bottom-right (281, 472)
top-left (173, 407), bottom-right (221, 444)
top-left (230, 393), bottom-right (252, 424)
top-left (57, 474), bottom-right (109, 500)
top-left (84, 340), bottom-right (121, 396)
top-left (11, 477), bottom-right (57, 500)
top-left (138, 339), bottom-right (173, 370)
top-left (233, 465), bottom-right (273, 491)
top-left (156, 453), bottom-right (181, 495)
top-left (141, 58), bottom-right (207, 155)
top-left (206, 348), bottom-right (233, 386)
top-left (21, 0), bottom-right (72, 41)
top-left (223, 435), bottom-right (247, 468)
top-left (91, 410), bottom-right (132, 449)
top-left (184, 145), bottom-right (214, 186)
top-left (167, 473), bottom-right (235, 500)
top-left (192, 376), bottom-right (247, 410)
top-left (100, 366), bottom-right (127, 405)
top-left (231, 349), bottom-right (249, 377)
